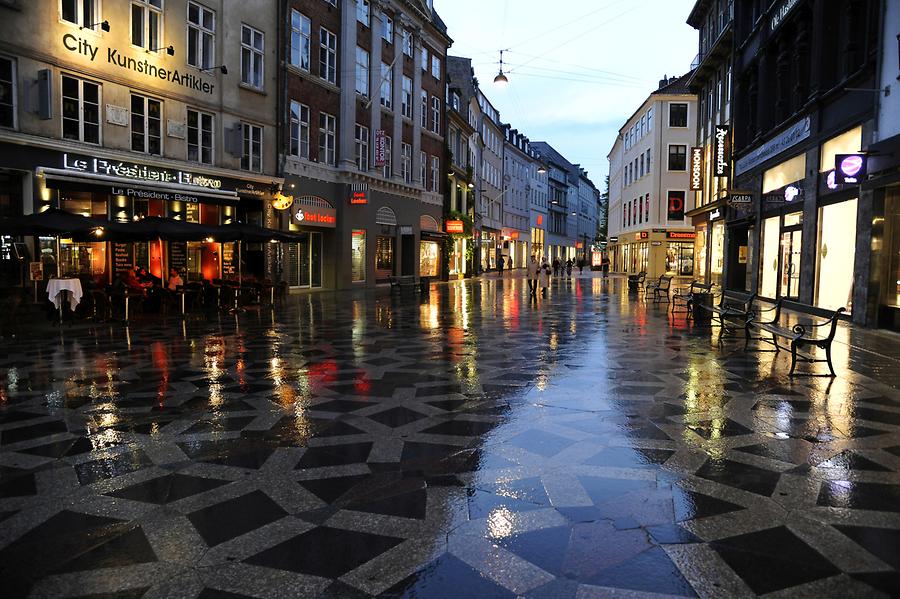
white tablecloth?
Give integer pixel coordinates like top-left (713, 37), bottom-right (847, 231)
top-left (47, 278), bottom-right (83, 311)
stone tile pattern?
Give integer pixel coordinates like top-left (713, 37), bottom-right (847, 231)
top-left (0, 275), bottom-right (899, 598)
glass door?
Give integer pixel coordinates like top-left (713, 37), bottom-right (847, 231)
top-left (779, 229), bottom-right (802, 300)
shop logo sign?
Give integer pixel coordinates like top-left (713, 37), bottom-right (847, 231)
top-left (374, 130), bottom-right (387, 167)
top-left (728, 190), bottom-right (754, 204)
top-left (713, 126), bottom-right (730, 177)
top-left (770, 0), bottom-right (801, 32)
top-left (690, 147), bottom-right (704, 191)
top-left (667, 191), bottom-right (686, 221)
top-left (64, 153), bottom-right (223, 189)
top-left (835, 153), bottom-right (867, 184)
top-left (445, 220), bottom-right (464, 234)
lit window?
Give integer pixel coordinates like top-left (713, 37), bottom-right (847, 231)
top-left (289, 101), bottom-right (309, 159)
top-left (187, 2), bottom-right (215, 70)
top-left (131, 0), bottom-right (162, 50)
top-left (289, 10), bottom-right (311, 71)
top-left (240, 24), bottom-right (264, 89)
top-left (241, 123), bottom-right (262, 172)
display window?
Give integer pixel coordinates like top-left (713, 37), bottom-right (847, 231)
top-left (351, 229), bottom-right (366, 282)
top-left (665, 242), bottom-right (694, 276)
top-left (760, 216), bottom-right (780, 298)
top-left (694, 225), bottom-right (708, 282)
top-left (819, 127), bottom-right (862, 172)
top-left (815, 199), bottom-right (857, 312)
top-left (375, 235), bottom-right (394, 281)
top-left (763, 154), bottom-right (806, 194)
top-left (883, 188), bottom-right (900, 312)
top-left (419, 241), bottom-right (440, 277)
top-left (710, 221), bottom-right (725, 286)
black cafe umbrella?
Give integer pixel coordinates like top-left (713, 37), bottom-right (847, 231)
top-left (0, 207), bottom-right (110, 239)
top-left (115, 216), bottom-right (220, 242)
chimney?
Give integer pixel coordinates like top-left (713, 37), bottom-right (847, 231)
top-left (658, 74), bottom-right (668, 88)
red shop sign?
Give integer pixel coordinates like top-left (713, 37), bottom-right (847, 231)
top-left (445, 220), bottom-right (464, 234)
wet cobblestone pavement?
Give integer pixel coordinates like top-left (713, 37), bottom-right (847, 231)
top-left (2, 274), bottom-right (900, 598)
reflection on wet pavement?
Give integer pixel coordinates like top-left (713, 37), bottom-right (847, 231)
top-left (1, 274), bottom-right (900, 598)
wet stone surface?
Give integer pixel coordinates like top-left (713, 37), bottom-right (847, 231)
top-left (1, 274), bottom-right (900, 598)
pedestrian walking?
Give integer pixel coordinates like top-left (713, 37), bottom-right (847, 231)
top-left (602, 255), bottom-right (610, 279)
top-left (552, 257), bottom-right (561, 277)
top-left (497, 255), bottom-right (504, 277)
top-left (527, 255), bottom-right (540, 295)
top-left (565, 258), bottom-right (573, 278)
top-left (539, 257), bottom-right (551, 297)
top-left (578, 258), bottom-right (585, 275)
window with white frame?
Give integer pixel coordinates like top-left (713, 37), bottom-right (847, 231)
top-left (357, 0), bottom-right (369, 26)
top-left (62, 0), bottom-right (98, 29)
top-left (318, 112), bottom-right (336, 165)
top-left (355, 46), bottom-right (369, 95)
top-left (131, 0), bottom-right (162, 50)
top-left (383, 134), bottom-right (392, 178)
top-left (355, 124), bottom-right (369, 171)
top-left (430, 96), bottom-right (440, 133)
top-left (402, 29), bottom-right (412, 57)
top-left (187, 2), bottom-right (215, 70)
top-left (431, 55), bottom-right (440, 80)
top-left (401, 142), bottom-right (411, 183)
top-left (401, 76), bottom-right (412, 118)
top-left (380, 62), bottom-right (392, 108)
top-left (62, 75), bottom-right (100, 144)
top-left (289, 9), bottom-right (311, 71)
top-left (420, 151), bottom-right (427, 185)
top-left (420, 90), bottom-right (427, 128)
top-left (241, 123), bottom-right (262, 172)
top-left (430, 156), bottom-right (439, 192)
top-left (289, 100), bottom-right (309, 159)
top-left (241, 24), bottom-right (264, 89)
top-left (382, 15), bottom-right (393, 42)
top-left (131, 94), bottom-right (161, 154)
top-left (319, 28), bottom-right (337, 84)
top-left (0, 57), bottom-right (15, 129)
top-left (187, 108), bottom-right (213, 164)
top-left (421, 47), bottom-right (428, 71)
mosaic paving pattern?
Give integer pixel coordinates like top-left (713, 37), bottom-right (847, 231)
top-left (1, 274), bottom-right (900, 598)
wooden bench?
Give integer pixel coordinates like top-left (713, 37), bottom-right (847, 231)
top-left (747, 303), bottom-right (846, 376)
top-left (694, 290), bottom-right (758, 338)
top-left (671, 280), bottom-right (713, 315)
top-left (627, 271), bottom-right (646, 293)
top-left (389, 275), bottom-right (417, 293)
top-left (646, 275), bottom-right (673, 303)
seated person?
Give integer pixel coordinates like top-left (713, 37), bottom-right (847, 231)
top-left (122, 269), bottom-right (150, 292)
top-left (135, 267), bottom-right (161, 287)
top-left (167, 268), bottom-right (184, 291)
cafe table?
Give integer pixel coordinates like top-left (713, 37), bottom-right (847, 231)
top-left (46, 277), bottom-right (83, 323)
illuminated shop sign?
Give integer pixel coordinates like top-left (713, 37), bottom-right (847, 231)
top-left (770, 0), bottom-right (800, 32)
top-left (608, 236), bottom-right (619, 243)
top-left (667, 231), bottom-right (696, 240)
top-left (349, 183), bottom-right (368, 205)
top-left (713, 126), bottom-right (730, 177)
top-left (636, 231), bottom-right (649, 240)
top-left (690, 147), bottom-right (704, 191)
top-left (735, 117), bottom-right (811, 176)
top-left (110, 186), bottom-right (203, 203)
top-left (294, 207), bottom-right (336, 228)
top-left (764, 182), bottom-right (804, 204)
top-left (62, 34), bottom-right (215, 95)
top-left (667, 191), bottom-right (686, 221)
top-left (63, 153), bottom-right (223, 189)
top-left (271, 193), bottom-right (294, 210)
top-left (374, 130), bottom-right (387, 167)
top-left (445, 220), bottom-right (464, 234)
top-left (728, 190), bottom-right (754, 204)
top-left (834, 153), bottom-right (867, 184)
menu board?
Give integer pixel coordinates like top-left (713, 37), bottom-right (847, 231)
top-left (222, 242), bottom-right (236, 278)
top-left (113, 243), bottom-right (134, 274)
top-left (169, 241), bottom-right (187, 274)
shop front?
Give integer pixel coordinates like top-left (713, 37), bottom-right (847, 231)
top-left (27, 149), bottom-right (279, 286)
top-left (664, 231), bottom-right (696, 277)
top-left (419, 214), bottom-right (444, 279)
top-left (501, 228), bottom-right (529, 270)
top-left (281, 194), bottom-right (337, 289)
top-left (481, 228), bottom-right (499, 271)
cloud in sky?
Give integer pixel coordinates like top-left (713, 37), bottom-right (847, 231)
top-left (436, 0), bottom-right (699, 186)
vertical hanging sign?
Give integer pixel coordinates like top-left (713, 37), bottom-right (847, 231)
top-left (713, 125), bottom-right (730, 177)
top-left (374, 130), bottom-right (387, 167)
top-left (690, 147), bottom-right (704, 190)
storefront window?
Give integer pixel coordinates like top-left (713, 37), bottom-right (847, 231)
top-left (638, 242), bottom-right (649, 273)
top-left (375, 235), bottom-right (394, 281)
top-left (815, 199), bottom-right (857, 313)
top-left (819, 127), bottom-right (862, 172)
top-left (710, 221), bottom-right (725, 285)
top-left (665, 242), bottom-right (694, 276)
top-left (59, 242), bottom-right (106, 278)
top-left (694, 225), bottom-right (708, 282)
top-left (763, 154), bottom-right (806, 194)
top-left (61, 191), bottom-right (107, 219)
top-left (760, 216), bottom-right (780, 298)
top-left (420, 241), bottom-right (439, 277)
top-left (351, 229), bottom-right (366, 282)
top-left (884, 189), bottom-right (900, 312)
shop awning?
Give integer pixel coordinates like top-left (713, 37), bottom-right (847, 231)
top-left (36, 167), bottom-right (241, 206)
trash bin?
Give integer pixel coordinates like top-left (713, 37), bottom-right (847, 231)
top-left (627, 277), bottom-right (640, 292)
top-left (692, 292), bottom-right (712, 324)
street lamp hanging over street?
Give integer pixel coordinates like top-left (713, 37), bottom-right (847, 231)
top-left (493, 50), bottom-right (509, 86)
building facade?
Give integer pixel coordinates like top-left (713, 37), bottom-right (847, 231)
top-left (0, 0), bottom-right (281, 287)
top-left (477, 90), bottom-right (503, 272)
top-left (607, 75), bottom-right (698, 278)
top-left (574, 167), bottom-right (600, 264)
top-left (501, 127), bottom-right (537, 269)
top-left (727, 0), bottom-right (880, 325)
top-left (532, 141), bottom-right (578, 262)
top-left (445, 65), bottom-right (477, 279)
top-left (278, 0), bottom-right (450, 290)
top-left (685, 0), bottom-right (733, 287)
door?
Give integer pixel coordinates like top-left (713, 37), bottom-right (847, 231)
top-left (779, 230), bottom-right (802, 300)
top-left (401, 235), bottom-right (415, 276)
